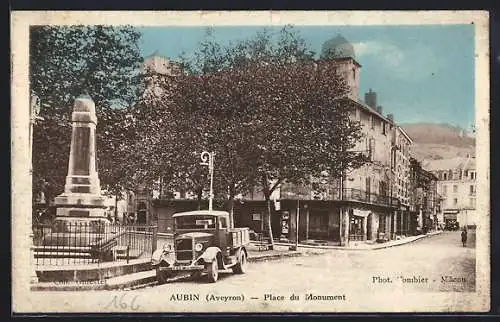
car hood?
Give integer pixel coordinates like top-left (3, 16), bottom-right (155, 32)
top-left (176, 232), bottom-right (213, 239)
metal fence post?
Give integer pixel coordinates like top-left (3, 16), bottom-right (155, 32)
top-left (152, 225), bottom-right (157, 254)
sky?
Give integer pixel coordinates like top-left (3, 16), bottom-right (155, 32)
top-left (137, 25), bottom-right (475, 131)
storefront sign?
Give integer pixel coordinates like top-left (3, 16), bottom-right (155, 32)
top-left (252, 213), bottom-right (262, 221)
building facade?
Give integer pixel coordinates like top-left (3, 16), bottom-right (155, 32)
top-left (423, 156), bottom-right (477, 228)
top-left (392, 126), bottom-right (413, 237)
top-left (409, 158), bottom-right (439, 234)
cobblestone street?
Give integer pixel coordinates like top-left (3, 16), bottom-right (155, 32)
top-left (140, 230), bottom-right (476, 294)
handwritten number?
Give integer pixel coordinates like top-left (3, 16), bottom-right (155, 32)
top-left (105, 293), bottom-right (140, 311)
top-left (120, 293), bottom-right (127, 309)
top-left (130, 295), bottom-right (140, 311)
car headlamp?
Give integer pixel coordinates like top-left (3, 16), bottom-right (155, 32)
top-left (194, 243), bottom-right (203, 252)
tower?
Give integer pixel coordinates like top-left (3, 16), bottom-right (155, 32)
top-left (321, 35), bottom-right (361, 100)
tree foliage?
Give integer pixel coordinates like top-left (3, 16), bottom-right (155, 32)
top-left (30, 25), bottom-right (144, 202)
top-left (139, 26), bottom-right (367, 243)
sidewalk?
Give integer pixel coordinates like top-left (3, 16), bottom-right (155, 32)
top-left (31, 245), bottom-right (324, 291)
top-left (31, 233), bottom-right (440, 291)
top-left (272, 230), bottom-right (442, 251)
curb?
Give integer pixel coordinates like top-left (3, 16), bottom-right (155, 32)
top-left (366, 232), bottom-right (442, 250)
top-left (31, 270), bottom-right (157, 292)
top-left (31, 251), bottom-right (311, 291)
top-left (247, 251), bottom-right (304, 262)
top-left (270, 231), bottom-right (442, 251)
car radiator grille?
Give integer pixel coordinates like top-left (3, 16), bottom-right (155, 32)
top-left (176, 239), bottom-right (193, 261)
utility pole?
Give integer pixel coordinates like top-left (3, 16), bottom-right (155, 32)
top-left (295, 199), bottom-right (300, 250)
top-left (200, 151), bottom-right (215, 212)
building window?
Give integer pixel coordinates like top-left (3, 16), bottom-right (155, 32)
top-left (453, 198), bottom-right (458, 206)
top-left (371, 115), bottom-right (375, 129)
top-left (219, 217), bottom-right (227, 228)
top-left (442, 185), bottom-right (447, 195)
top-left (443, 172), bottom-right (448, 180)
top-left (453, 185), bottom-right (458, 193)
top-left (469, 198), bottom-right (475, 208)
top-left (382, 121), bottom-right (386, 135)
top-left (470, 171), bottom-right (476, 180)
top-left (470, 185), bottom-right (475, 195)
top-left (368, 138), bottom-right (375, 161)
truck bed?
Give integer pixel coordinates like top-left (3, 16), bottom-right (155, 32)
top-left (227, 227), bottom-right (250, 248)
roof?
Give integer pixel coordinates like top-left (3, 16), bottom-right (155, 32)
top-left (422, 156), bottom-right (476, 172)
top-left (321, 35), bottom-right (356, 60)
top-left (397, 126), bottom-right (413, 144)
top-left (172, 210), bottom-right (230, 218)
top-left (347, 98), bottom-right (395, 125)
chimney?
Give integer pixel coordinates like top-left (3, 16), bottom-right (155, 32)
top-left (387, 114), bottom-right (394, 122)
top-left (376, 105), bottom-right (383, 114)
top-left (364, 88), bottom-right (377, 109)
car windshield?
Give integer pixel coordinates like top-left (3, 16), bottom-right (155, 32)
top-left (174, 215), bottom-right (216, 229)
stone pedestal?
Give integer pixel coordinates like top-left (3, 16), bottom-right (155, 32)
top-left (54, 95), bottom-right (108, 224)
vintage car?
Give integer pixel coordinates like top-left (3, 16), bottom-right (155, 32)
top-left (151, 210), bottom-right (250, 283)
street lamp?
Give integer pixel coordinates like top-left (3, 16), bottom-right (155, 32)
top-left (29, 94), bottom-right (44, 176)
top-left (200, 151), bottom-right (215, 212)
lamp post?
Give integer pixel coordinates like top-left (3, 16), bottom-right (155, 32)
top-left (200, 151), bottom-right (215, 212)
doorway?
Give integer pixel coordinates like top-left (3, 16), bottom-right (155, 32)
top-left (309, 210), bottom-right (329, 240)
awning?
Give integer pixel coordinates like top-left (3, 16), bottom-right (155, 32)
top-left (352, 209), bottom-right (371, 218)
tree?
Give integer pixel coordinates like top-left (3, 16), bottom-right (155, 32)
top-left (164, 26), bottom-right (367, 244)
top-left (30, 25), bottom-right (144, 205)
top-left (230, 59), bottom-right (366, 245)
top-left (171, 26), bottom-right (319, 230)
top-left (129, 26), bottom-right (367, 245)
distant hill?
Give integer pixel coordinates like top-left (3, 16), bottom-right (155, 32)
top-left (400, 123), bottom-right (475, 162)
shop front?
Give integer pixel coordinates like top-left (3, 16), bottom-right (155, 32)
top-left (443, 210), bottom-right (459, 230)
top-left (348, 208), bottom-right (370, 241)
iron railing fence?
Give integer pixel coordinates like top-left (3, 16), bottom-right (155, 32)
top-left (348, 234), bottom-right (365, 241)
top-left (32, 221), bottom-right (157, 266)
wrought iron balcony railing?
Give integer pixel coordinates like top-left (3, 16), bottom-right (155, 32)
top-left (280, 185), bottom-right (399, 207)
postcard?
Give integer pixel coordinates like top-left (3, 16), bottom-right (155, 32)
top-left (11, 10), bottom-right (490, 313)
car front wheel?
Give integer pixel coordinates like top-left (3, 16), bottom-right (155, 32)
top-left (206, 260), bottom-right (218, 283)
top-left (156, 268), bottom-right (171, 284)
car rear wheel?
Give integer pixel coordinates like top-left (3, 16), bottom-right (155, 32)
top-left (232, 249), bottom-right (246, 274)
top-left (206, 260), bottom-right (218, 283)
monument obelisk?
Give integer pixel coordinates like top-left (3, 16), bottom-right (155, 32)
top-left (54, 94), bottom-right (108, 223)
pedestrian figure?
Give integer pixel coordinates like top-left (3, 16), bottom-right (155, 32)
top-left (461, 227), bottom-right (468, 247)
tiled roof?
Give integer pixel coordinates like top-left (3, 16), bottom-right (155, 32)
top-left (422, 156), bottom-right (476, 171)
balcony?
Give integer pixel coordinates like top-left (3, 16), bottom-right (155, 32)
top-left (280, 184), bottom-right (399, 207)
